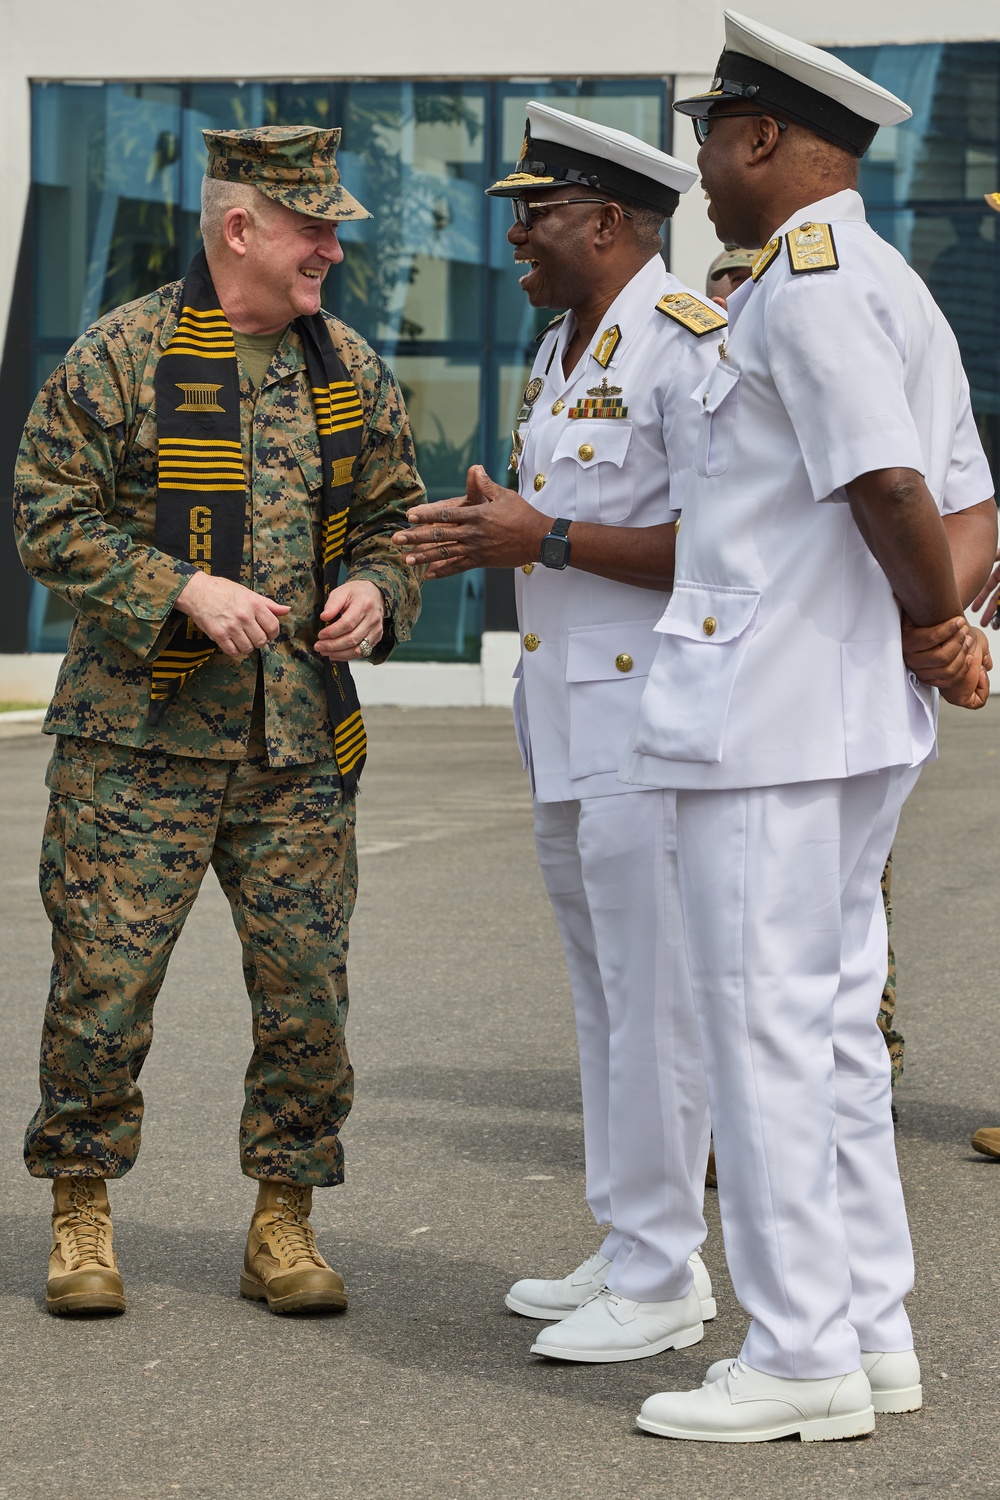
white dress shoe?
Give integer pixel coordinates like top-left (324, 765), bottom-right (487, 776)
top-left (505, 1251), bottom-right (611, 1318)
top-left (640, 1358), bottom-right (875, 1443)
top-left (703, 1348), bottom-right (922, 1415)
top-left (530, 1285), bottom-right (704, 1363)
top-left (861, 1350), bottom-right (922, 1413)
top-left (507, 1250), bottom-right (715, 1321)
top-left (689, 1252), bottom-right (716, 1320)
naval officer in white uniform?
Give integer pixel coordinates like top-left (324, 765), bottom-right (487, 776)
top-left (624, 12), bottom-right (998, 1442)
top-left (396, 104), bottom-right (724, 1363)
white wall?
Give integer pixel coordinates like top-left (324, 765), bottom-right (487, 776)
top-left (2, 0), bottom-right (998, 352)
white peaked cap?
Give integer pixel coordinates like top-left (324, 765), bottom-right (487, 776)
top-left (675, 10), bottom-right (911, 155)
top-left (724, 11), bottom-right (912, 126)
top-left (488, 100), bottom-right (698, 210)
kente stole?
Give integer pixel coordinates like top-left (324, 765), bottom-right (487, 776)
top-left (152, 248), bottom-right (368, 795)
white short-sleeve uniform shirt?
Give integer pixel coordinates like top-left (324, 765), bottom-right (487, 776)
top-left (513, 254), bottom-right (722, 802)
top-left (622, 189), bottom-right (994, 792)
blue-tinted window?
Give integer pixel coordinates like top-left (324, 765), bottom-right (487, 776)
top-left (833, 43), bottom-right (1000, 486)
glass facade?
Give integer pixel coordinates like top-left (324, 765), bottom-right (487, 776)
top-left (10, 50), bottom-right (1000, 658)
top-left (22, 77), bottom-right (670, 655)
top-left (834, 43), bottom-right (1000, 484)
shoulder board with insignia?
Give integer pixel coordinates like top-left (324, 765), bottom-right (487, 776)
top-left (534, 312), bottom-right (567, 343)
top-left (751, 238), bottom-right (781, 281)
top-left (655, 293), bottom-right (727, 337)
top-left (786, 222), bottom-right (839, 276)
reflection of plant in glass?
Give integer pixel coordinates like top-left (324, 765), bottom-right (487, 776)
top-left (413, 415), bottom-right (479, 503)
top-left (97, 85), bottom-right (334, 321)
top-left (340, 91), bottom-right (482, 344)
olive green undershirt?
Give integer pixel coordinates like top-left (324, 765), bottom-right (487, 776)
top-left (233, 327), bottom-right (286, 393)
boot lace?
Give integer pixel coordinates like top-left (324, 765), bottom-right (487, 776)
top-left (59, 1182), bottom-right (112, 1270)
top-left (266, 1188), bottom-right (324, 1268)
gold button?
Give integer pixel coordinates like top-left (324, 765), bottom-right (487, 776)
top-left (615, 653), bottom-right (633, 673)
top-left (674, 519), bottom-right (680, 534)
top-left (578, 443), bottom-right (595, 462)
top-left (703, 617), bottom-right (717, 636)
top-left (551, 399), bottom-right (565, 415)
top-left (533, 474), bottom-right (546, 491)
top-left (521, 563), bottom-right (534, 575)
top-left (523, 633), bottom-right (540, 651)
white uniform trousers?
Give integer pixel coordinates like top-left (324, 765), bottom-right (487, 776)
top-left (533, 788), bottom-right (711, 1303)
top-left (674, 765), bottom-right (919, 1378)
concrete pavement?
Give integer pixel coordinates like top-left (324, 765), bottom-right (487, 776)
top-left (1, 705), bottom-right (999, 1499)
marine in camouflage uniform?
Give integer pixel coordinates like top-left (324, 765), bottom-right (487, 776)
top-left (14, 125), bottom-right (422, 1317)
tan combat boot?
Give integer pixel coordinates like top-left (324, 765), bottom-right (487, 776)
top-left (240, 1182), bottom-right (347, 1315)
top-left (47, 1178), bottom-right (126, 1316)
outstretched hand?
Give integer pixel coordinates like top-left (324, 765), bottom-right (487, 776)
top-left (393, 465), bottom-right (550, 577)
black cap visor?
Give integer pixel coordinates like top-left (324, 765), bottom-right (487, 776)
top-left (488, 136), bottom-right (680, 216)
top-left (674, 50), bottom-right (879, 157)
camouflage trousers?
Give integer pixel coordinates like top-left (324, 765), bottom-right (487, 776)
top-left (878, 852), bottom-right (904, 1091)
top-left (24, 727), bottom-right (356, 1186)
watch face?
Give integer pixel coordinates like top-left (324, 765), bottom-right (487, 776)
top-left (540, 534), bottom-right (570, 569)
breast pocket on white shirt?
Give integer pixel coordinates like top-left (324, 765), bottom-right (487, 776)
top-left (633, 582), bottom-right (760, 763)
top-left (566, 618), bottom-right (659, 779)
top-left (692, 365), bottom-right (740, 477)
top-left (551, 419), bottom-right (634, 522)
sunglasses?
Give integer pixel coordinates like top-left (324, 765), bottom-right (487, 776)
top-left (511, 197), bottom-right (633, 229)
top-left (692, 113), bottom-right (789, 145)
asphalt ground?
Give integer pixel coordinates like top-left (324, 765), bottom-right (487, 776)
top-left (1, 705), bottom-right (998, 1500)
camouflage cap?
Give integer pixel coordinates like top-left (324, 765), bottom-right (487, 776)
top-left (707, 245), bottom-right (759, 281)
top-left (202, 125), bottom-right (372, 222)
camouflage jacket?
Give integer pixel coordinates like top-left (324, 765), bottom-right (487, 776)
top-left (14, 281), bottom-right (423, 765)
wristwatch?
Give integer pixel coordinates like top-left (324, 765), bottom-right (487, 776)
top-left (539, 517), bottom-right (572, 570)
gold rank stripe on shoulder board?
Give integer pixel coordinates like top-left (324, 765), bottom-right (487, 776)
top-left (654, 293), bottom-right (727, 337)
top-left (751, 238), bottom-right (781, 281)
top-left (786, 222), bottom-right (839, 275)
top-left (593, 324), bottom-right (622, 368)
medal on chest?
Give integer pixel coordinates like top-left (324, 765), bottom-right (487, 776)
top-left (568, 376), bottom-right (629, 420)
top-left (509, 375), bottom-right (545, 470)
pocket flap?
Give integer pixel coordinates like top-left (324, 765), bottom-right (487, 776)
top-left (566, 618), bottom-right (660, 682)
top-left (691, 363), bottom-right (740, 414)
top-left (655, 582), bottom-right (760, 644)
top-left (45, 754), bottom-right (95, 801)
top-left (291, 434), bottom-right (323, 493)
top-left (552, 419), bottom-right (632, 469)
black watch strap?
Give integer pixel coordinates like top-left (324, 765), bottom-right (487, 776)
top-left (539, 516), bottom-right (572, 570)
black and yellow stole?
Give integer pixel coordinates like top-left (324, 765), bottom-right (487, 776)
top-left (152, 248), bottom-right (368, 795)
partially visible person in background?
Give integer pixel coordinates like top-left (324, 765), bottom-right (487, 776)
top-left (705, 244), bottom-right (756, 303)
top-left (970, 521), bottom-right (1000, 1161)
top-left (966, 186), bottom-right (1000, 1163)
